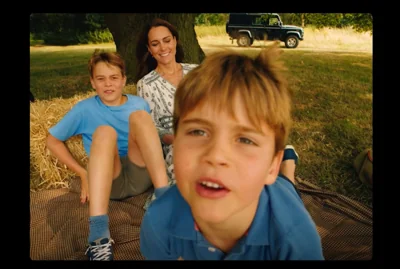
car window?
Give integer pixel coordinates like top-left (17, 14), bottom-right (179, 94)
top-left (269, 17), bottom-right (280, 26)
top-left (253, 16), bottom-right (264, 25)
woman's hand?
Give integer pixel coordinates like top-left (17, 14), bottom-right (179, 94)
top-left (162, 134), bottom-right (174, 145)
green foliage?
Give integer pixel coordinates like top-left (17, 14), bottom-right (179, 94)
top-left (84, 13), bottom-right (108, 30)
top-left (277, 13), bottom-right (372, 33)
top-left (279, 13), bottom-right (302, 25)
top-left (30, 33), bottom-right (44, 46)
top-left (40, 31), bottom-right (75, 45)
top-left (343, 13), bottom-right (373, 33)
top-left (195, 13), bottom-right (229, 25)
top-left (77, 30), bottom-right (114, 44)
top-left (30, 13), bottom-right (112, 45)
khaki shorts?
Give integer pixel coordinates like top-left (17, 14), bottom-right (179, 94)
top-left (109, 155), bottom-right (152, 200)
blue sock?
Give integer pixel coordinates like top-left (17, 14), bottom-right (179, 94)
top-left (88, 214), bottom-right (110, 244)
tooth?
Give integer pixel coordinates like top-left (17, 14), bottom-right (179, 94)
top-left (201, 181), bottom-right (222, 189)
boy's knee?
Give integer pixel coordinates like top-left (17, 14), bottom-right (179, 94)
top-left (92, 125), bottom-right (117, 141)
top-left (129, 110), bottom-right (150, 125)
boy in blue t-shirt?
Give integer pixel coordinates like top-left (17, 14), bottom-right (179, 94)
top-left (46, 51), bottom-right (169, 261)
top-left (140, 45), bottom-right (324, 260)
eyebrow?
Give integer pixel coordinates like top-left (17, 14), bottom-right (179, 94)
top-left (181, 118), bottom-right (212, 127)
top-left (181, 118), bottom-right (265, 136)
top-left (150, 35), bottom-right (172, 43)
top-left (94, 73), bottom-right (120, 78)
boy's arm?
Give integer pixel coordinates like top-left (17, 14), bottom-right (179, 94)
top-left (46, 134), bottom-right (86, 178)
top-left (140, 211), bottom-right (177, 260)
top-left (46, 134), bottom-right (88, 203)
top-left (46, 103), bottom-right (87, 202)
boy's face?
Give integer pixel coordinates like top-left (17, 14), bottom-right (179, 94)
top-left (90, 62), bottom-right (126, 106)
top-left (173, 93), bottom-right (283, 225)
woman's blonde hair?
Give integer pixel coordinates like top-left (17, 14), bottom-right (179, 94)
top-left (174, 44), bottom-right (293, 152)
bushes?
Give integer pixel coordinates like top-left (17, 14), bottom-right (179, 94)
top-left (32, 29), bottom-right (114, 46)
top-left (77, 30), bottom-right (114, 44)
top-left (30, 13), bottom-right (113, 46)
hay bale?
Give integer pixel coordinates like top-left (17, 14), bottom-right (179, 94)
top-left (30, 84), bottom-right (137, 191)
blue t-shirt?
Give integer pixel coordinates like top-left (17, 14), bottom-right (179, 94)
top-left (49, 94), bottom-right (150, 157)
top-left (140, 176), bottom-right (324, 260)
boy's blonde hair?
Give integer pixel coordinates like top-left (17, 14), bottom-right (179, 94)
top-left (173, 44), bottom-right (292, 152)
top-left (88, 50), bottom-right (126, 78)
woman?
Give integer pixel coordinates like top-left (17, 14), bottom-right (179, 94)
top-left (136, 18), bottom-right (198, 188)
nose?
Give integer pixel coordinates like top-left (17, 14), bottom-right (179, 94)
top-left (203, 137), bottom-right (230, 167)
top-left (160, 42), bottom-right (167, 51)
top-left (104, 78), bottom-right (112, 86)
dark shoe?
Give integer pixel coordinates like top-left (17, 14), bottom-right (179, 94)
top-left (283, 145), bottom-right (299, 165)
top-left (85, 237), bottom-right (115, 261)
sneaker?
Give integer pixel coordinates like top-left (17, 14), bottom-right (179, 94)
top-left (283, 145), bottom-right (299, 165)
top-left (85, 237), bottom-right (115, 261)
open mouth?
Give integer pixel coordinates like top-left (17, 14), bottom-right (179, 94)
top-left (195, 179), bottom-right (230, 199)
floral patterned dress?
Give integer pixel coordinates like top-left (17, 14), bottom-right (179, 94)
top-left (136, 63), bottom-right (198, 208)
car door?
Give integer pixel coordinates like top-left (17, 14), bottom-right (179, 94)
top-left (251, 15), bottom-right (266, 41)
top-left (264, 16), bottom-right (281, 40)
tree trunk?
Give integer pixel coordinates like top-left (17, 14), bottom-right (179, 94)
top-left (104, 13), bottom-right (205, 84)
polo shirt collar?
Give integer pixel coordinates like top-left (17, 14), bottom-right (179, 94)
top-left (169, 187), bottom-right (270, 246)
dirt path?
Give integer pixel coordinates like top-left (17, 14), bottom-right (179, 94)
top-left (30, 36), bottom-right (372, 54)
top-left (198, 36), bottom-right (372, 54)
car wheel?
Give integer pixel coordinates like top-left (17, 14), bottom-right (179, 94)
top-left (237, 34), bottom-right (251, 47)
top-left (285, 35), bottom-right (299, 48)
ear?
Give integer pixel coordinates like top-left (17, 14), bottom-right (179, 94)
top-left (90, 77), bottom-right (96, 90)
top-left (264, 150), bottom-right (284, 185)
top-left (122, 75), bottom-right (127, 87)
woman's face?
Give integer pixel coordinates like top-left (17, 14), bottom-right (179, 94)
top-left (147, 26), bottom-right (177, 66)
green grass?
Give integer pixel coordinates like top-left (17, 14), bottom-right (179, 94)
top-left (30, 48), bottom-right (115, 100)
top-left (30, 33), bottom-right (372, 207)
top-left (240, 49), bottom-right (372, 207)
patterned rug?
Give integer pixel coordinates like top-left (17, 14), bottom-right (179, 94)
top-left (30, 177), bottom-right (372, 260)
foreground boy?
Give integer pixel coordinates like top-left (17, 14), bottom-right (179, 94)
top-left (46, 51), bottom-right (169, 260)
top-left (140, 45), bottom-right (324, 260)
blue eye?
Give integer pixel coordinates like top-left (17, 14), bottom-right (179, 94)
top-left (238, 137), bottom-right (255, 145)
top-left (189, 129), bottom-right (206, 136)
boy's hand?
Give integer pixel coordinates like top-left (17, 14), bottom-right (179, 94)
top-left (79, 172), bottom-right (89, 204)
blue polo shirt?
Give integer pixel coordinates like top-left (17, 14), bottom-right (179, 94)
top-left (140, 176), bottom-right (324, 260)
top-left (49, 94), bottom-right (150, 157)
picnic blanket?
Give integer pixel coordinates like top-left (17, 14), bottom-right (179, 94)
top-left (30, 177), bottom-right (372, 260)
